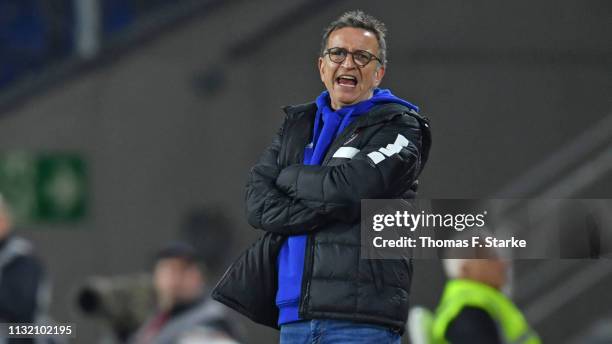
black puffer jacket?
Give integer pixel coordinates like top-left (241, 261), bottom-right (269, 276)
top-left (213, 102), bottom-right (431, 333)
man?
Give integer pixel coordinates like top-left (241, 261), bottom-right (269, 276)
top-left (213, 10), bottom-right (431, 343)
top-left (131, 242), bottom-right (240, 344)
top-left (0, 194), bottom-right (48, 344)
top-left (431, 255), bottom-right (540, 344)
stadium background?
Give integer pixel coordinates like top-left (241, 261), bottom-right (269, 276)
top-left (0, 0), bottom-right (610, 342)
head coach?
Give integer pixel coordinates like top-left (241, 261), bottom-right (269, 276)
top-left (213, 10), bottom-right (432, 343)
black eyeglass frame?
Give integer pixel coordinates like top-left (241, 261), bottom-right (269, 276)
top-left (322, 47), bottom-right (383, 67)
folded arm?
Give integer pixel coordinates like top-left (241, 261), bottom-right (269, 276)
top-left (245, 119), bottom-right (330, 235)
top-left (275, 114), bottom-right (423, 221)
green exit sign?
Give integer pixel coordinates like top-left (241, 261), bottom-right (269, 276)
top-left (0, 152), bottom-right (87, 223)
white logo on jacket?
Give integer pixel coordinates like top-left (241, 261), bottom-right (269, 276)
top-left (332, 147), bottom-right (360, 159)
top-left (367, 134), bottom-right (410, 164)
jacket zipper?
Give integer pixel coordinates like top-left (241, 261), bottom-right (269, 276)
top-left (298, 233), bottom-right (315, 317)
top-left (321, 125), bottom-right (361, 165)
top-left (300, 121), bottom-right (360, 314)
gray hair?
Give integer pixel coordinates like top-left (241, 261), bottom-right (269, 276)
top-left (320, 10), bottom-right (388, 67)
top-left (441, 228), bottom-right (506, 279)
top-left (443, 259), bottom-right (467, 279)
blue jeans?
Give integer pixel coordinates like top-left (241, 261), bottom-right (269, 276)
top-left (280, 319), bottom-right (401, 344)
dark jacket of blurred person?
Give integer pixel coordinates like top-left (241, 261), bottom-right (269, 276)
top-left (130, 242), bottom-right (240, 344)
top-left (0, 196), bottom-right (49, 344)
top-left (431, 259), bottom-right (540, 344)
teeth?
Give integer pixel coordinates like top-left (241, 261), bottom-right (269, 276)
top-left (338, 75), bottom-right (356, 81)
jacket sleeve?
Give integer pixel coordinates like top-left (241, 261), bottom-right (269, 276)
top-left (245, 119), bottom-right (330, 235)
top-left (275, 114), bottom-right (423, 219)
top-left (0, 255), bottom-right (43, 322)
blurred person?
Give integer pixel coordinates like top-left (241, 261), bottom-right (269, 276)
top-left (213, 10), bottom-right (431, 344)
top-left (0, 194), bottom-right (49, 344)
top-left (130, 242), bottom-right (240, 344)
top-left (430, 255), bottom-right (541, 344)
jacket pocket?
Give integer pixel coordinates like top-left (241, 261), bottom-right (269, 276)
top-left (212, 232), bottom-right (285, 329)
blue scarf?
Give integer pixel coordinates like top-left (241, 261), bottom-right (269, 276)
top-left (304, 88), bottom-right (419, 165)
top-left (276, 88), bottom-right (418, 325)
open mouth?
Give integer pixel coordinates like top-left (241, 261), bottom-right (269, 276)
top-left (336, 75), bottom-right (358, 88)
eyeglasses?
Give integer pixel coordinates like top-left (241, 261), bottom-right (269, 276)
top-left (323, 47), bottom-right (382, 67)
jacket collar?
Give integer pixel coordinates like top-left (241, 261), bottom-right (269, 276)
top-left (283, 102), bottom-right (417, 128)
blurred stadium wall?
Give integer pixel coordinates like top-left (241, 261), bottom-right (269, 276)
top-left (0, 0), bottom-right (610, 342)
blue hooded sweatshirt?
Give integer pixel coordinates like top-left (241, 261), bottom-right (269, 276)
top-left (276, 88), bottom-right (418, 325)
